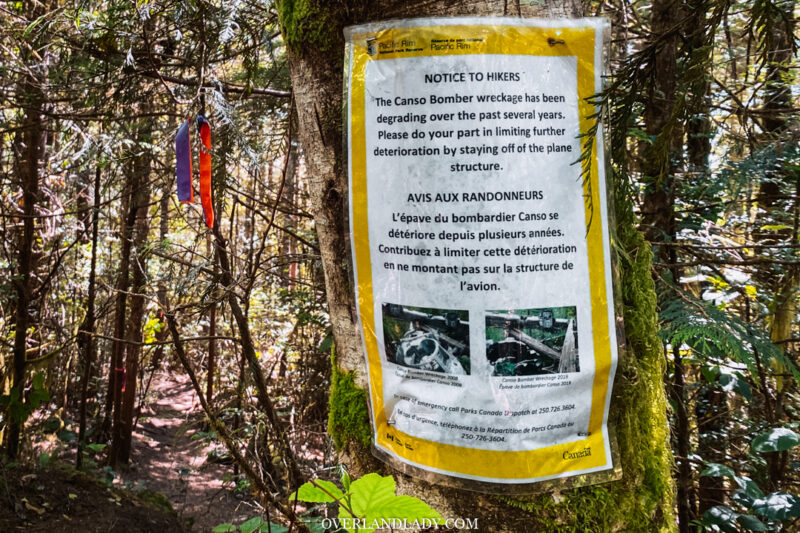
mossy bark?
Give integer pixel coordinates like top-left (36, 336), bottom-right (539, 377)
top-left (279, 2), bottom-right (676, 530)
top-left (328, 347), bottom-right (372, 451)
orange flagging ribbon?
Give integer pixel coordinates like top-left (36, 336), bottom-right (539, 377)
top-left (197, 115), bottom-right (214, 228)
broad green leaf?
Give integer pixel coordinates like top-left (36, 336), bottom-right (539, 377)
top-left (751, 428), bottom-right (800, 453)
top-left (38, 452), bottom-right (52, 468)
top-left (29, 388), bottom-right (49, 410)
top-left (738, 514), bottom-right (768, 531)
top-left (703, 506), bottom-right (740, 533)
top-left (733, 476), bottom-right (764, 500)
top-left (369, 494), bottom-right (442, 522)
top-left (718, 371), bottom-right (751, 400)
top-left (751, 492), bottom-right (800, 521)
top-left (310, 479), bottom-right (344, 501)
top-left (212, 525), bottom-right (236, 533)
top-left (700, 364), bottom-right (718, 384)
top-left (302, 520), bottom-right (326, 533)
top-left (349, 473), bottom-right (396, 517)
top-left (240, 517), bottom-right (263, 533)
top-left (259, 523), bottom-right (287, 533)
top-left (289, 479), bottom-right (343, 503)
top-left (338, 503), bottom-right (359, 533)
top-left (58, 429), bottom-right (77, 442)
top-left (700, 463), bottom-right (735, 478)
top-left (732, 489), bottom-right (756, 508)
top-left (348, 474), bottom-right (442, 529)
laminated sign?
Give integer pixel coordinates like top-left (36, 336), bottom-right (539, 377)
top-left (345, 17), bottom-right (618, 488)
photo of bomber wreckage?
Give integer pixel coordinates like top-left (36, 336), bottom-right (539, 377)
top-left (382, 303), bottom-right (470, 375)
top-left (485, 307), bottom-right (579, 375)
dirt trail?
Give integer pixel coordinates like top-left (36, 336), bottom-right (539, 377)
top-left (122, 372), bottom-right (253, 531)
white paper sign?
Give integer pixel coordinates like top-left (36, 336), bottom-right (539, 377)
top-left (346, 17), bottom-right (617, 485)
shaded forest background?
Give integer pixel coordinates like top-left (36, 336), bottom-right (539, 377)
top-left (0, 0), bottom-right (799, 531)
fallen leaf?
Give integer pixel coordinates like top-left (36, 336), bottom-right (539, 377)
top-left (23, 500), bottom-right (45, 515)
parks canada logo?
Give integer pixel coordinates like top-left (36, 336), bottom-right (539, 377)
top-left (563, 446), bottom-right (591, 460)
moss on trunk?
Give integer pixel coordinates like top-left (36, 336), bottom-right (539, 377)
top-left (328, 347), bottom-right (372, 450)
top-left (276, 1), bottom-right (363, 53)
top-left (499, 201), bottom-right (676, 531)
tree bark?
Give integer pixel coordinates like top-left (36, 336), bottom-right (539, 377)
top-left (7, 59), bottom-right (46, 459)
top-left (6, 2), bottom-right (49, 453)
top-left (206, 235), bottom-right (216, 408)
top-left (77, 165), bottom-right (102, 467)
top-left (101, 177), bottom-right (133, 444)
top-left (684, 3), bottom-right (728, 515)
top-left (639, 0), bottom-right (683, 263)
top-left (755, 0), bottom-right (797, 492)
top-left (279, 2), bottom-right (676, 530)
top-left (113, 124), bottom-right (153, 466)
top-left (636, 0), bottom-right (694, 528)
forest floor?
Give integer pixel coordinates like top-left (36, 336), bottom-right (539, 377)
top-left (0, 461), bottom-right (185, 532)
top-left (0, 372), bottom-right (258, 532)
top-left (119, 372), bottom-right (256, 531)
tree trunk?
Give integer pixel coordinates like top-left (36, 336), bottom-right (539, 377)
top-left (101, 177), bottom-right (133, 444)
top-left (639, 0), bottom-right (683, 263)
top-left (282, 109), bottom-right (299, 291)
top-left (279, 2), bottom-right (676, 530)
top-left (695, 377), bottom-right (727, 511)
top-left (637, 0), bottom-right (694, 528)
top-left (112, 123), bottom-right (153, 466)
top-left (755, 0), bottom-right (796, 492)
top-left (206, 235), bottom-right (216, 408)
top-left (7, 58), bottom-right (46, 459)
top-left (685, 3), bottom-right (728, 514)
top-left (77, 165), bottom-right (102, 467)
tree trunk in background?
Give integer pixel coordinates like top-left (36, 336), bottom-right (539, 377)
top-left (637, 0), bottom-right (693, 529)
top-left (279, 2), bottom-right (676, 530)
top-left (77, 166), bottom-right (102, 467)
top-left (760, 0), bottom-right (796, 135)
top-left (207, 234), bottom-right (216, 408)
top-left (282, 108), bottom-right (299, 291)
top-left (695, 379), bottom-right (727, 510)
top-left (149, 189), bottom-right (170, 378)
top-left (112, 122), bottom-right (153, 466)
top-left (685, 1), bottom-right (727, 515)
top-left (7, 55), bottom-right (46, 460)
top-left (639, 0), bottom-right (683, 256)
top-left (102, 177), bottom-right (133, 444)
top-left (756, 0), bottom-right (796, 492)
top-left (279, 113), bottom-right (299, 378)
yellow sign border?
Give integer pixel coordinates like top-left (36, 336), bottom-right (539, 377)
top-left (348, 23), bottom-right (612, 480)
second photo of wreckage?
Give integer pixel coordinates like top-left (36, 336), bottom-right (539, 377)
top-left (380, 303), bottom-right (580, 377)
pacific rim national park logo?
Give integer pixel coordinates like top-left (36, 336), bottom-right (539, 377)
top-left (366, 37), bottom-right (377, 56)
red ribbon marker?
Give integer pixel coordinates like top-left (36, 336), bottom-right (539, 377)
top-left (197, 115), bottom-right (214, 229)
